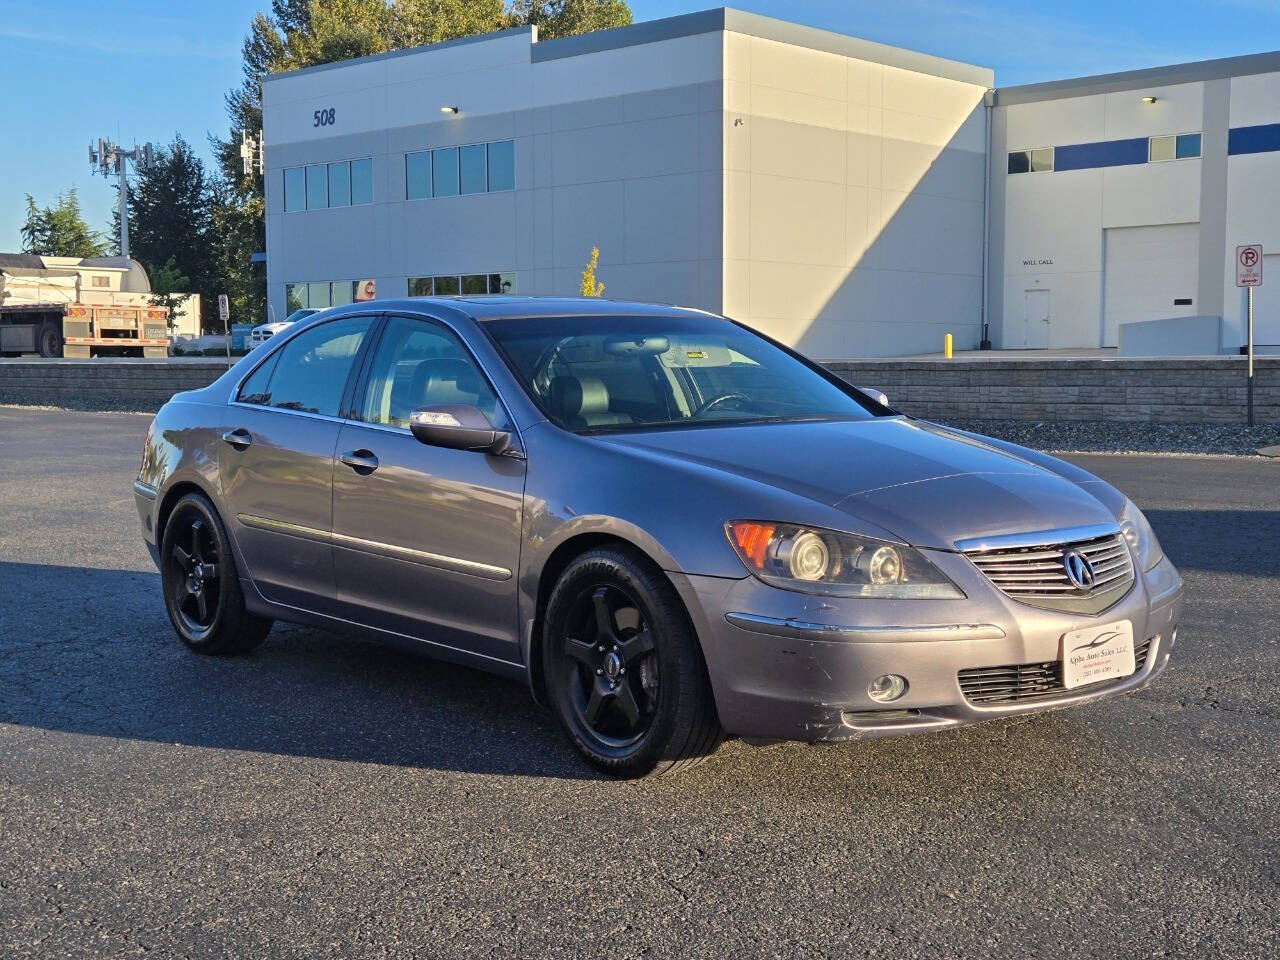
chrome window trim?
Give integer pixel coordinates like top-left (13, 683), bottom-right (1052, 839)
top-left (133, 479), bottom-right (158, 501)
top-left (725, 613), bottom-right (1006, 644)
top-left (954, 522), bottom-right (1121, 553)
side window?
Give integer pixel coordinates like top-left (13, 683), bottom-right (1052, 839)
top-left (239, 316), bottom-right (370, 416)
top-left (358, 316), bottom-right (504, 430)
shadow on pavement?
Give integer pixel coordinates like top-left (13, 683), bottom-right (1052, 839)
top-left (1144, 510), bottom-right (1280, 577)
top-left (0, 561), bottom-right (592, 780)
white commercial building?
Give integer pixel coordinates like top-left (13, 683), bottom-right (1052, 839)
top-left (262, 8), bottom-right (1280, 358)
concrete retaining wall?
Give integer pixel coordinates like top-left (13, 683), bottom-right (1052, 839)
top-left (825, 356), bottom-right (1279, 423)
top-left (0, 358), bottom-right (229, 411)
top-left (1, 355), bottom-right (1277, 423)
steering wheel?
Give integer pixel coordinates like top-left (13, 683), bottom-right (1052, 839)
top-left (692, 393), bottom-right (752, 417)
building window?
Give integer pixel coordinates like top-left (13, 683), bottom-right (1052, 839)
top-left (1150, 133), bottom-right (1202, 162)
top-left (91, 276), bottom-right (110, 288)
top-left (432, 148), bottom-right (459, 197)
top-left (1008, 147), bottom-right (1054, 174)
top-left (408, 272), bottom-right (516, 296)
top-left (351, 158), bottom-right (373, 204)
top-left (283, 158), bottom-right (373, 210)
top-left (285, 280), bottom-right (360, 309)
top-left (488, 140), bottom-right (515, 192)
top-left (406, 151), bottom-right (432, 200)
top-left (284, 167), bottom-right (305, 211)
top-left (328, 161), bottom-right (350, 206)
top-left (406, 140), bottom-right (516, 200)
top-left (459, 144), bottom-right (487, 194)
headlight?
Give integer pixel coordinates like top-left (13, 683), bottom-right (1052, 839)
top-left (1119, 498), bottom-right (1164, 572)
top-left (726, 521), bottom-right (964, 599)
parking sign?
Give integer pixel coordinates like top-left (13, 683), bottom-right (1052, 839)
top-left (1236, 245), bottom-right (1263, 287)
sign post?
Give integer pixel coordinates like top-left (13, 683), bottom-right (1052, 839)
top-left (1236, 245), bottom-right (1262, 427)
top-left (218, 294), bottom-right (231, 368)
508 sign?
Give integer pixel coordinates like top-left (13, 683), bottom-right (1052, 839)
top-left (313, 107), bottom-right (336, 127)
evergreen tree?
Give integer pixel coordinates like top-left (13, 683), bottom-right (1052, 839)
top-left (120, 135), bottom-right (215, 310)
top-left (19, 188), bottom-right (107, 258)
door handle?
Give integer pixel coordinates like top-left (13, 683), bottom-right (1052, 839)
top-left (222, 429), bottom-right (252, 449)
top-left (339, 449), bottom-right (379, 474)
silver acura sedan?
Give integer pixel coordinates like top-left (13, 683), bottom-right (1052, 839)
top-left (134, 297), bottom-right (1183, 777)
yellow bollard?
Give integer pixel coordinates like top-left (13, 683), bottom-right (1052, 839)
top-left (943, 332), bottom-right (953, 359)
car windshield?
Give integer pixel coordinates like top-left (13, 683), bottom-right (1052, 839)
top-left (483, 314), bottom-right (880, 433)
top-left (281, 309), bottom-right (316, 324)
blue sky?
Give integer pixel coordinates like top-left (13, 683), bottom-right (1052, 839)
top-left (3, 0), bottom-right (1279, 251)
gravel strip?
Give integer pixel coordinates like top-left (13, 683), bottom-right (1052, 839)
top-left (943, 418), bottom-right (1280, 456)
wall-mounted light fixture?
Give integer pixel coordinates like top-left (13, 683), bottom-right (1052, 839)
top-left (1141, 96), bottom-right (1158, 105)
top-left (441, 105), bottom-right (459, 114)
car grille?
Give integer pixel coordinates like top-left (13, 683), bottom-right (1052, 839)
top-left (963, 531), bottom-right (1135, 615)
top-left (958, 636), bottom-right (1154, 705)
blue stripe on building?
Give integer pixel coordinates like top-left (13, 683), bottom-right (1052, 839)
top-left (1228, 123), bottom-right (1280, 156)
top-left (1054, 138), bottom-right (1149, 172)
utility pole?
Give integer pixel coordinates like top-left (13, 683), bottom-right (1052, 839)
top-left (89, 138), bottom-right (156, 259)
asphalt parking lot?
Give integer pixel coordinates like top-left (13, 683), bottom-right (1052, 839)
top-left (2, 406), bottom-right (1278, 959)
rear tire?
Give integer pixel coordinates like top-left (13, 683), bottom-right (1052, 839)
top-left (160, 492), bottom-right (272, 655)
top-left (37, 320), bottom-right (62, 358)
top-left (542, 546), bottom-right (722, 778)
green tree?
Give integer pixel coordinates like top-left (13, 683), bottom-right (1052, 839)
top-left (148, 256), bottom-right (192, 331)
top-left (507, 0), bottom-right (630, 39)
top-left (118, 135), bottom-right (215, 313)
top-left (20, 188), bottom-right (107, 258)
top-left (579, 245), bottom-right (604, 297)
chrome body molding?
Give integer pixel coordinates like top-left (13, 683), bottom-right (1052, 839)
top-left (133, 479), bottom-right (158, 501)
top-left (724, 612), bottom-right (1007, 643)
top-left (236, 514), bottom-right (511, 581)
top-left (330, 531), bottom-right (512, 581)
top-left (236, 513), bottom-right (330, 544)
top-left (954, 522), bottom-right (1121, 553)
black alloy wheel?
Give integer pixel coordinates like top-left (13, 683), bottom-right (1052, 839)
top-left (543, 547), bottom-right (722, 777)
top-left (160, 492), bottom-right (271, 655)
top-left (562, 583), bottom-right (660, 749)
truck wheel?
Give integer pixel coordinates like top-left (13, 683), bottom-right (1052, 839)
top-left (37, 321), bottom-right (63, 358)
top-left (161, 492), bottom-right (273, 655)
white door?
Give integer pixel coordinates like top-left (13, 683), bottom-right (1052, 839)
top-left (1102, 223), bottom-right (1199, 346)
top-left (1022, 289), bottom-right (1051, 348)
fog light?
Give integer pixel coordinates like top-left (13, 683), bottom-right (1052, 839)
top-left (868, 674), bottom-right (907, 702)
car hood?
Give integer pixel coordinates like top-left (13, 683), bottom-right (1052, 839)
top-left (601, 417), bottom-right (1117, 550)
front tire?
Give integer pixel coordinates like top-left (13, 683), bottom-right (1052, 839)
top-left (542, 546), bottom-right (722, 777)
top-left (160, 492), bottom-right (272, 655)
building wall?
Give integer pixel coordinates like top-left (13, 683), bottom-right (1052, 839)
top-left (1225, 72), bottom-right (1280, 348)
top-left (264, 27), bottom-right (725, 324)
top-left (263, 12), bottom-right (992, 359)
top-left (722, 31), bottom-right (989, 358)
top-left (995, 63), bottom-right (1280, 352)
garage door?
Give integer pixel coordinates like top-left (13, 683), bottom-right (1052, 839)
top-left (1102, 223), bottom-right (1200, 347)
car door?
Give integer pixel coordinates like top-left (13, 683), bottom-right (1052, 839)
top-left (330, 313), bottom-right (526, 662)
top-left (219, 314), bottom-right (374, 612)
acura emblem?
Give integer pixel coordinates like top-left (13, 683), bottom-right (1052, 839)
top-left (1063, 549), bottom-right (1096, 590)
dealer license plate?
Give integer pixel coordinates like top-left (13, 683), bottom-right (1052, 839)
top-left (1061, 619), bottom-right (1136, 690)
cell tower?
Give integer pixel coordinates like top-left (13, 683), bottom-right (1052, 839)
top-left (88, 138), bottom-right (157, 260)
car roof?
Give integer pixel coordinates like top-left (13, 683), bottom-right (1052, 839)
top-left (326, 296), bottom-right (721, 323)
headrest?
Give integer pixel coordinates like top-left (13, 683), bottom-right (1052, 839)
top-left (411, 357), bottom-right (479, 396)
top-left (549, 375), bottom-right (609, 417)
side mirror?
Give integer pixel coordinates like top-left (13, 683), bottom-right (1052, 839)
top-left (858, 386), bottom-right (890, 407)
top-left (409, 404), bottom-right (518, 456)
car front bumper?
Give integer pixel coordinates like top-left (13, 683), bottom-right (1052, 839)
top-left (670, 548), bottom-right (1183, 742)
